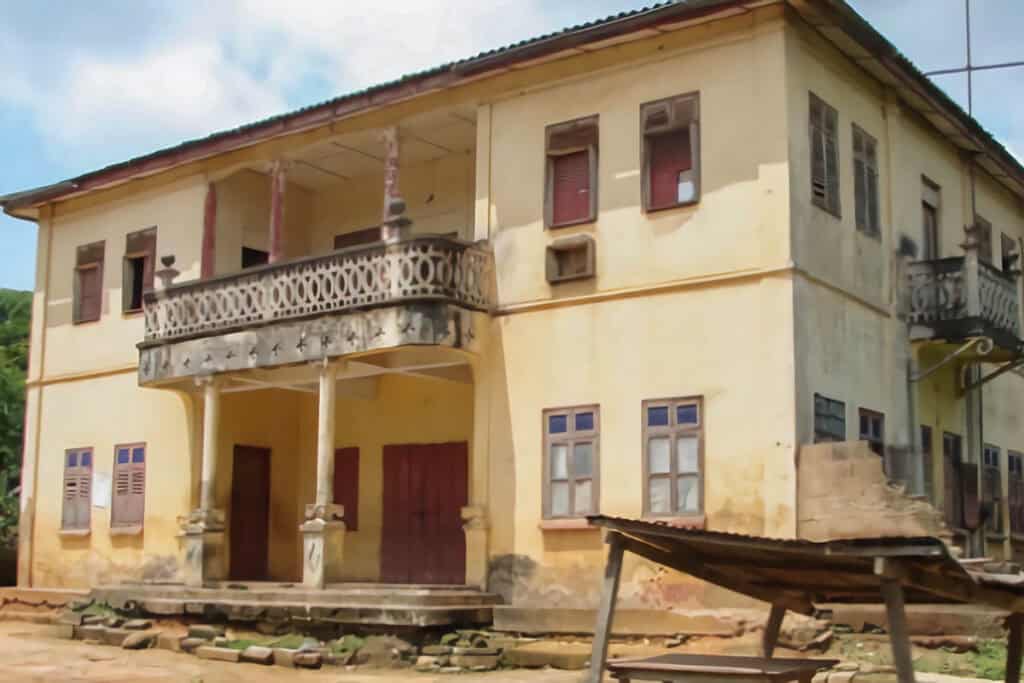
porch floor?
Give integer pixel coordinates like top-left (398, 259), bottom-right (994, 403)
top-left (90, 582), bottom-right (500, 628)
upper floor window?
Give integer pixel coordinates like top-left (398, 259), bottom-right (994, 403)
top-left (545, 116), bottom-right (598, 228)
top-left (975, 214), bottom-right (993, 264)
top-left (813, 393), bottom-right (845, 443)
top-left (334, 227), bottom-right (380, 251)
top-left (643, 397), bottom-right (703, 517)
top-left (641, 93), bottom-right (700, 212)
top-left (943, 432), bottom-right (964, 529)
top-left (73, 241), bottom-right (105, 324)
top-left (1002, 233), bottom-right (1017, 274)
top-left (543, 406), bottom-right (599, 518)
top-left (809, 93), bottom-right (840, 217)
top-left (983, 444), bottom-right (1002, 534)
top-left (921, 178), bottom-right (940, 260)
top-left (858, 407), bottom-right (884, 456)
top-left (122, 227), bottom-right (156, 313)
top-left (852, 125), bottom-right (880, 237)
top-left (62, 448), bottom-right (93, 531)
top-left (112, 443), bottom-right (146, 529)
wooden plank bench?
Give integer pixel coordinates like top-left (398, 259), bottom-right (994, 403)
top-left (606, 654), bottom-right (839, 683)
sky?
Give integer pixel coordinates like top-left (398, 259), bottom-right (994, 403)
top-left (0, 0), bottom-right (1022, 292)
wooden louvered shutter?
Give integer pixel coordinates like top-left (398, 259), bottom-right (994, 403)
top-left (74, 241), bottom-right (105, 324)
top-left (649, 130), bottom-right (693, 210)
top-left (113, 445), bottom-right (146, 527)
top-left (551, 151), bottom-right (591, 226)
top-left (62, 449), bottom-right (92, 530)
top-left (961, 462), bottom-right (980, 530)
top-left (333, 447), bottom-right (360, 531)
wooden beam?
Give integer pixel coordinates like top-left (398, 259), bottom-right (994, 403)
top-left (1007, 613), bottom-right (1023, 683)
top-left (268, 160), bottom-right (287, 263)
top-left (200, 183), bottom-right (217, 279)
top-left (762, 604), bottom-right (786, 658)
top-left (880, 578), bottom-right (916, 683)
top-left (587, 532), bottom-right (625, 683)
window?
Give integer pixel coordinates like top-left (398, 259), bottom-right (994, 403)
top-left (544, 116), bottom-right (598, 228)
top-left (809, 93), bottom-right (840, 216)
top-left (62, 448), bottom-right (93, 531)
top-left (641, 93), bottom-right (700, 212)
top-left (975, 215), bottom-right (993, 264)
top-left (643, 397), bottom-right (703, 517)
top-left (1009, 451), bottom-right (1024, 534)
top-left (813, 394), bottom-right (845, 443)
top-left (921, 425), bottom-right (934, 502)
top-left (122, 227), bottom-right (156, 313)
top-left (73, 241), bottom-right (105, 324)
top-left (983, 444), bottom-right (1002, 534)
top-left (1002, 233), bottom-right (1017, 274)
top-left (334, 227), bottom-right (380, 251)
top-left (112, 443), bottom-right (146, 528)
top-left (543, 406), bottom-right (599, 518)
top-left (921, 179), bottom-right (940, 260)
top-left (852, 125), bottom-right (880, 236)
top-left (943, 432), bottom-right (964, 529)
top-left (546, 235), bottom-right (595, 284)
top-left (241, 247), bottom-right (269, 269)
top-left (858, 408), bottom-right (884, 456)
top-left (333, 447), bottom-right (360, 531)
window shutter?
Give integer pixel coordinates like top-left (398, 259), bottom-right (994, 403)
top-left (551, 150), bottom-right (592, 226)
top-left (811, 130), bottom-right (827, 203)
top-left (62, 450), bottom-right (92, 530)
top-left (854, 157), bottom-right (867, 230)
top-left (961, 462), bottom-right (980, 530)
top-left (333, 447), bottom-right (360, 531)
top-left (113, 445), bottom-right (146, 527)
top-left (824, 129), bottom-right (839, 215)
top-left (77, 267), bottom-right (102, 323)
top-left (649, 130), bottom-right (693, 210)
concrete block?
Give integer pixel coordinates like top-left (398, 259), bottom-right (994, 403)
top-left (103, 617), bottom-right (124, 628)
top-left (123, 619), bottom-right (152, 631)
top-left (59, 611), bottom-right (85, 626)
top-left (180, 637), bottom-right (208, 652)
top-left (450, 653), bottom-right (500, 670)
top-left (101, 628), bottom-right (132, 647)
top-left (77, 625), bottom-right (106, 641)
top-left (188, 624), bottom-right (225, 639)
top-left (273, 648), bottom-right (299, 668)
top-left (196, 646), bottom-right (241, 663)
top-left (422, 645), bottom-right (453, 656)
top-left (82, 615), bottom-right (105, 626)
top-left (240, 645), bottom-right (274, 665)
top-left (53, 624), bottom-right (75, 640)
top-left (416, 655), bottom-right (441, 671)
top-left (156, 634), bottom-right (183, 652)
top-left (294, 651), bottom-right (322, 669)
top-left (122, 631), bottom-right (159, 650)
top-left (506, 642), bottom-right (590, 670)
top-left (142, 600), bottom-right (185, 616)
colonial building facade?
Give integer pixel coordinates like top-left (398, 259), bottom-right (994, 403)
top-left (5, 0), bottom-right (1024, 627)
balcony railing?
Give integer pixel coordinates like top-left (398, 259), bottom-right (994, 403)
top-left (907, 255), bottom-right (1020, 342)
top-left (143, 236), bottom-right (493, 344)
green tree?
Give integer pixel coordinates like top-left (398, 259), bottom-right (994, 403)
top-left (0, 289), bottom-right (30, 547)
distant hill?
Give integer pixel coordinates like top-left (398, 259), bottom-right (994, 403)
top-left (0, 289), bottom-right (30, 549)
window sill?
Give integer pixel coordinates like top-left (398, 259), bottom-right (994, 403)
top-left (59, 528), bottom-right (91, 538)
top-left (538, 518), bottom-right (597, 531)
top-left (855, 226), bottom-right (883, 241)
top-left (644, 198), bottom-right (699, 214)
top-left (122, 309), bottom-right (143, 317)
top-left (811, 200), bottom-right (841, 220)
top-left (547, 217), bottom-right (596, 231)
top-left (110, 525), bottom-right (143, 536)
top-left (72, 318), bottom-right (102, 326)
top-left (643, 514), bottom-right (706, 529)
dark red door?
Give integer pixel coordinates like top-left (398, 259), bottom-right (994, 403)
top-left (230, 446), bottom-right (271, 581)
top-left (381, 442), bottom-right (468, 584)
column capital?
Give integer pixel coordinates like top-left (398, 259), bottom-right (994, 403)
top-left (194, 374), bottom-right (222, 389)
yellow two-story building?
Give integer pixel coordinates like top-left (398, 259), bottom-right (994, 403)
top-left (5, 0), bottom-right (1024, 632)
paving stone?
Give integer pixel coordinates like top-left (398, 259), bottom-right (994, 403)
top-left (452, 647), bottom-right (501, 656)
top-left (156, 634), bottom-right (183, 652)
top-left (103, 617), bottom-right (125, 628)
top-left (828, 672), bottom-right (856, 683)
top-left (59, 611), bottom-right (85, 626)
top-left (506, 642), bottom-right (590, 670)
top-left (240, 645), bottom-right (274, 665)
top-left (188, 624), bottom-right (225, 640)
top-left (440, 666), bottom-right (463, 673)
top-left (77, 625), bottom-right (106, 641)
top-left (82, 616), bottom-right (105, 626)
top-left (123, 619), bottom-right (152, 631)
top-left (422, 645), bottom-right (453, 656)
top-left (273, 648), bottom-right (298, 668)
top-left (294, 651), bottom-right (322, 669)
top-left (450, 653), bottom-right (500, 670)
top-left (142, 600), bottom-right (185, 616)
top-left (122, 631), bottom-right (159, 650)
top-left (212, 636), bottom-right (229, 647)
top-left (196, 646), bottom-right (241, 663)
top-left (101, 628), bottom-right (132, 647)
top-left (180, 637), bottom-right (208, 653)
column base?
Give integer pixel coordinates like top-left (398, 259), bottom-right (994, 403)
top-left (462, 506), bottom-right (489, 590)
top-left (179, 508), bottom-right (226, 587)
top-left (300, 518), bottom-right (346, 589)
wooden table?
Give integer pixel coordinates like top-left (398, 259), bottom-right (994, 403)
top-left (606, 654), bottom-right (839, 683)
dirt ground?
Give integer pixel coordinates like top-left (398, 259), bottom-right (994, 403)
top-left (0, 622), bottom-right (584, 683)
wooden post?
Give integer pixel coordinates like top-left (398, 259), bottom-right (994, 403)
top-left (381, 126), bottom-right (401, 242)
top-left (1007, 613), bottom-right (1023, 683)
top-left (588, 532), bottom-right (625, 683)
top-left (880, 578), bottom-right (916, 683)
top-left (201, 183), bottom-right (217, 279)
top-left (763, 603), bottom-right (786, 658)
top-left (269, 160), bottom-right (287, 263)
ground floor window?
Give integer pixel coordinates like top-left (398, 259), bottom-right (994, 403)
top-left (943, 432), bottom-right (964, 529)
top-left (543, 406), bottom-right (599, 518)
top-left (813, 394), bottom-right (845, 442)
top-left (1010, 451), bottom-right (1024, 533)
top-left (62, 448), bottom-right (93, 531)
top-left (983, 444), bottom-right (1002, 534)
top-left (858, 408), bottom-right (884, 456)
top-left (643, 397), bottom-right (703, 517)
top-left (920, 425), bottom-right (934, 502)
top-left (112, 443), bottom-right (146, 528)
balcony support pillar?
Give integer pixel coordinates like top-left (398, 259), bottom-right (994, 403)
top-left (269, 160), bottom-right (287, 264)
top-left (201, 183), bottom-right (217, 279)
top-left (380, 126), bottom-right (409, 243)
top-left (301, 361), bottom-right (345, 588)
top-left (963, 228), bottom-right (982, 319)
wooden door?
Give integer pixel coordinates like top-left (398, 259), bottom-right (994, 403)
top-left (230, 446), bottom-right (271, 581)
top-left (381, 442), bottom-right (468, 585)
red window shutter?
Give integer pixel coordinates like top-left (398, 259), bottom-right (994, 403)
top-left (551, 150), bottom-right (591, 226)
top-left (648, 129), bottom-right (692, 210)
top-left (78, 267), bottom-right (102, 322)
top-left (334, 447), bottom-right (360, 531)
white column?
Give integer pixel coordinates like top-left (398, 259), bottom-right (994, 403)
top-left (316, 363), bottom-right (338, 507)
top-left (200, 377), bottom-right (220, 512)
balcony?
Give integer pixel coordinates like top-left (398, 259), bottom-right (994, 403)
top-left (138, 235), bottom-right (493, 384)
top-left (907, 254), bottom-right (1022, 357)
